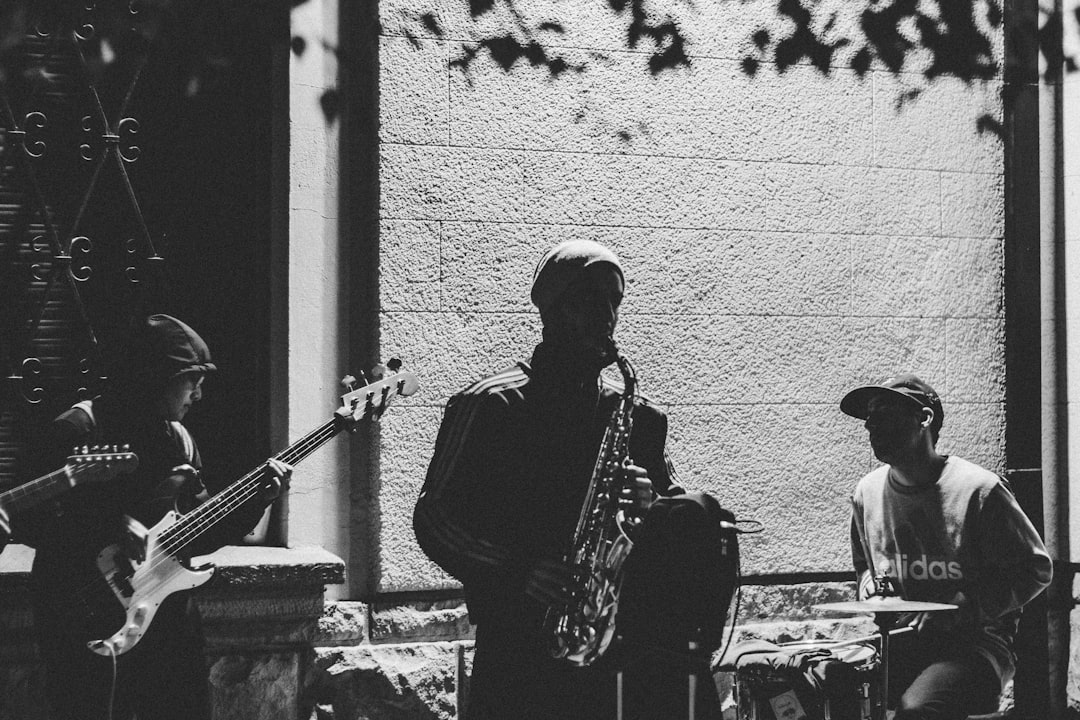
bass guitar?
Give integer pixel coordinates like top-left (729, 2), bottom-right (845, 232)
top-left (85, 363), bottom-right (418, 656)
top-left (0, 447), bottom-right (139, 543)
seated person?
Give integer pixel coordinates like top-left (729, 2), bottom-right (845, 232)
top-left (842, 374), bottom-right (1052, 720)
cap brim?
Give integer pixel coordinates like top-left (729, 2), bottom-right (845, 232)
top-left (171, 363), bottom-right (217, 379)
top-left (840, 385), bottom-right (923, 419)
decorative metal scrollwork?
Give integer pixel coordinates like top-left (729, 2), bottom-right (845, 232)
top-left (76, 356), bottom-right (101, 401)
top-left (11, 358), bottom-right (45, 404)
top-left (80, 115), bottom-right (141, 162)
top-left (118, 118), bottom-right (140, 162)
top-left (125, 237), bottom-right (140, 283)
top-left (80, 114), bottom-right (98, 161)
top-left (11, 112), bottom-right (48, 158)
top-left (30, 235), bottom-right (53, 281)
top-left (75, 1), bottom-right (97, 42)
top-left (54, 237), bottom-right (93, 283)
top-left (125, 239), bottom-right (164, 284)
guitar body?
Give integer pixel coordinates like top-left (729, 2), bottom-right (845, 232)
top-left (76, 365), bottom-right (418, 657)
top-left (88, 510), bottom-right (215, 656)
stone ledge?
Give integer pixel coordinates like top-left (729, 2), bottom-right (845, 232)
top-left (0, 544), bottom-right (34, 588)
top-left (0, 543), bottom-right (345, 589)
top-left (194, 544), bottom-right (345, 588)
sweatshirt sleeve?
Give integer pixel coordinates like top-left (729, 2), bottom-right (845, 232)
top-left (973, 480), bottom-right (1053, 621)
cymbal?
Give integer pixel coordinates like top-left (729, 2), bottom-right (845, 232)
top-left (813, 597), bottom-right (958, 614)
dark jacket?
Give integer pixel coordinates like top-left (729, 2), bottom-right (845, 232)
top-left (414, 343), bottom-right (695, 720)
top-left (415, 343), bottom-right (678, 629)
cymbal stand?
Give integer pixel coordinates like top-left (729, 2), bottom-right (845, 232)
top-left (872, 575), bottom-right (900, 720)
top-left (874, 612), bottom-right (899, 720)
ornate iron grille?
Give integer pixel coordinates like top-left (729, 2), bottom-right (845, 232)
top-left (0, 3), bottom-right (168, 485)
top-left (0, 1), bottom-right (278, 495)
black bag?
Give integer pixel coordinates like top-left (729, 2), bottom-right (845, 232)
top-left (618, 491), bottom-right (740, 654)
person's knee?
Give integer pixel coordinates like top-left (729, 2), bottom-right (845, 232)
top-left (895, 692), bottom-right (979, 720)
top-left (893, 702), bottom-right (940, 720)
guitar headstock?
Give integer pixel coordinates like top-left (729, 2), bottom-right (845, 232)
top-left (336, 360), bottom-right (420, 425)
top-left (67, 445), bottom-right (140, 486)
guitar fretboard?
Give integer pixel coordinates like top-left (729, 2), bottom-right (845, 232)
top-left (156, 418), bottom-right (343, 555)
top-left (0, 467), bottom-right (71, 513)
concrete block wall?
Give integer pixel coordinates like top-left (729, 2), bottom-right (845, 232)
top-left (294, 1), bottom-right (1009, 717)
top-left (373, 0), bottom-right (1005, 586)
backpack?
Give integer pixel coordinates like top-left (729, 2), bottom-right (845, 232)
top-left (618, 491), bottom-right (740, 654)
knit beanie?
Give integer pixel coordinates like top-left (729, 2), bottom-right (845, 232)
top-left (530, 240), bottom-right (624, 313)
top-left (138, 314), bottom-right (216, 387)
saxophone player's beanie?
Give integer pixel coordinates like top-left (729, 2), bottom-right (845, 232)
top-left (530, 240), bottom-right (624, 313)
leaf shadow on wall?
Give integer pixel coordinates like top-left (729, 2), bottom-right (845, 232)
top-left (386, 0), bottom-right (1080, 141)
top-left (741, 0), bottom-right (1080, 139)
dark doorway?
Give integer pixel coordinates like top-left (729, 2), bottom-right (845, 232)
top-left (0, 2), bottom-right (284, 516)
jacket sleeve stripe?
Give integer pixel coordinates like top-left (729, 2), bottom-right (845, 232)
top-left (415, 368), bottom-right (528, 574)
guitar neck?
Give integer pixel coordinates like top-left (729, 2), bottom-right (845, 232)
top-left (160, 417), bottom-right (343, 555)
top-left (0, 468), bottom-right (71, 514)
top-left (273, 418), bottom-right (343, 467)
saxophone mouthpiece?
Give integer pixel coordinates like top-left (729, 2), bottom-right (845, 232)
top-left (601, 336), bottom-right (619, 366)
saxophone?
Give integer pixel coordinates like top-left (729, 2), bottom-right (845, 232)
top-left (543, 339), bottom-right (640, 667)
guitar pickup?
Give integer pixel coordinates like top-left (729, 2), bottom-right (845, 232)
top-left (110, 573), bottom-right (134, 598)
top-left (108, 556), bottom-right (136, 598)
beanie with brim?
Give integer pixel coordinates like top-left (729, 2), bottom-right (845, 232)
top-left (530, 240), bottom-right (624, 313)
top-left (141, 314), bottom-right (216, 386)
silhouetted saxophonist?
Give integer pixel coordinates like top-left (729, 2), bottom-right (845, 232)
top-left (415, 241), bottom-right (725, 720)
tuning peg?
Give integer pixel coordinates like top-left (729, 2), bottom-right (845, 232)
top-left (341, 375), bottom-right (357, 392)
top-left (371, 364), bottom-right (386, 380)
top-left (386, 358), bottom-right (402, 373)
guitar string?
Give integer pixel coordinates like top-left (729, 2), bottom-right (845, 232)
top-left (128, 421), bottom-right (342, 585)
top-left (69, 382), bottom-right (402, 645)
top-left (62, 422), bottom-right (340, 628)
top-left (157, 382), bottom-right (399, 552)
top-left (115, 392), bottom-right (379, 594)
top-left (0, 452), bottom-right (129, 510)
top-left (0, 468), bottom-right (65, 508)
top-left (158, 417), bottom-right (337, 545)
top-left (59, 424), bottom-right (339, 632)
top-left (156, 420), bottom-right (339, 551)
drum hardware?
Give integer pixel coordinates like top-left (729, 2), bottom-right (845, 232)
top-left (730, 637), bottom-right (881, 720)
top-left (615, 634), bottom-right (711, 720)
top-left (812, 575), bottom-right (957, 720)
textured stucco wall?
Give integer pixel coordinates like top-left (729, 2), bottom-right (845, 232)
top-left (372, 0), bottom-right (1006, 590)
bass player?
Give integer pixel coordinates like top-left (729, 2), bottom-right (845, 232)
top-left (22, 314), bottom-right (290, 720)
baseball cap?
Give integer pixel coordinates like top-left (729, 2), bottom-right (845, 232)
top-left (840, 373), bottom-right (944, 429)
